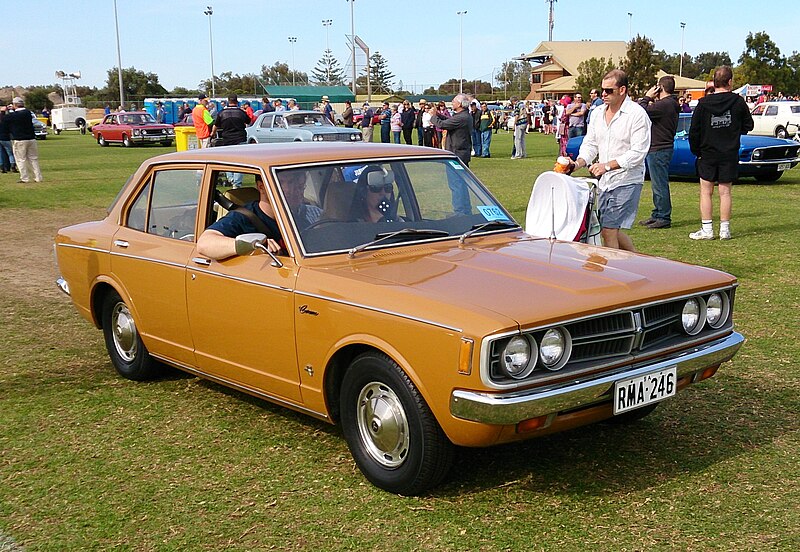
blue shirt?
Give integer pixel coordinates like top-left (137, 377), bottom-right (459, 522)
top-left (207, 201), bottom-right (281, 240)
top-left (380, 108), bottom-right (391, 126)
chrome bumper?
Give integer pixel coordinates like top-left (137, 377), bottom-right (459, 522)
top-left (56, 277), bottom-right (70, 296)
top-left (450, 332), bottom-right (744, 425)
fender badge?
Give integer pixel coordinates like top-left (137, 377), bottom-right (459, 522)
top-left (299, 305), bottom-right (319, 316)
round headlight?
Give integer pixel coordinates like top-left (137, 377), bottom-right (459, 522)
top-left (705, 292), bottom-right (729, 328)
top-left (501, 336), bottom-right (535, 379)
top-left (681, 298), bottom-right (706, 335)
top-left (132, 129), bottom-right (140, 135)
top-left (312, 135), bottom-right (322, 141)
top-left (539, 328), bottom-right (570, 370)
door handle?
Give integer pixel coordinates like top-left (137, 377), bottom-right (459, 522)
top-left (113, 239), bottom-right (129, 248)
top-left (191, 257), bottom-right (211, 266)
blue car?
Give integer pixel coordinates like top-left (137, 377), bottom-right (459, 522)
top-left (566, 113), bottom-right (800, 182)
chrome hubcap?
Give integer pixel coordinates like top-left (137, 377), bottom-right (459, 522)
top-left (111, 302), bottom-right (137, 362)
top-left (356, 382), bottom-right (409, 468)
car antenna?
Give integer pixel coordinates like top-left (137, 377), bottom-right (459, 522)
top-left (549, 180), bottom-right (557, 241)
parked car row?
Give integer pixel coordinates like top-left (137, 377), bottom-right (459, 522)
top-left (566, 112), bottom-right (800, 182)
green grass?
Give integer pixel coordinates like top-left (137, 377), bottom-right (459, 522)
top-left (1, 132), bottom-right (799, 550)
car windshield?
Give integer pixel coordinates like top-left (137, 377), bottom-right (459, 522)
top-left (676, 115), bottom-right (692, 137)
top-left (285, 113), bottom-right (333, 127)
top-left (120, 114), bottom-right (156, 125)
top-left (274, 157), bottom-right (518, 255)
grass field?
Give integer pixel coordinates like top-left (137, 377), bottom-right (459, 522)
top-left (1, 131), bottom-right (798, 550)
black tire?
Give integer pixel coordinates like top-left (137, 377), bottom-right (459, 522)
top-left (122, 134), bottom-right (133, 147)
top-left (53, 126), bottom-right (61, 135)
top-left (775, 126), bottom-right (787, 139)
top-left (101, 291), bottom-right (159, 381)
top-left (758, 171), bottom-right (783, 183)
top-left (606, 403), bottom-right (659, 424)
top-left (97, 134), bottom-right (108, 147)
top-left (161, 140), bottom-right (173, 147)
top-left (340, 351), bottom-right (454, 495)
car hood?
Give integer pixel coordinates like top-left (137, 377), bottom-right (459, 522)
top-left (311, 235), bottom-right (735, 332)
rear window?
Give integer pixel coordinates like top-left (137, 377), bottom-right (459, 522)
top-left (790, 106), bottom-right (800, 114)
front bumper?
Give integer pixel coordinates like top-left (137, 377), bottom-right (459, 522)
top-left (450, 332), bottom-right (744, 425)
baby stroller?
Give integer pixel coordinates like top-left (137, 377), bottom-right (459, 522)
top-left (525, 171), bottom-right (602, 245)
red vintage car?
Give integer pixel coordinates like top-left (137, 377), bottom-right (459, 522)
top-left (91, 111), bottom-right (175, 147)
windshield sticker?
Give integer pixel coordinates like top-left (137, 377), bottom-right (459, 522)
top-left (477, 205), bottom-right (510, 221)
top-left (448, 160), bottom-right (464, 170)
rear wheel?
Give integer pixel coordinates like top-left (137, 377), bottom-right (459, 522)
top-left (775, 126), bottom-right (788, 139)
top-left (122, 134), bottom-right (133, 147)
top-left (101, 291), bottom-right (159, 381)
top-left (340, 351), bottom-right (454, 495)
top-left (53, 126), bottom-right (61, 135)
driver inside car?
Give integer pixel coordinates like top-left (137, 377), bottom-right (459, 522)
top-left (197, 174), bottom-right (283, 260)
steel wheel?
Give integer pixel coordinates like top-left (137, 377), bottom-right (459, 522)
top-left (355, 382), bottom-right (410, 468)
top-left (776, 126), bottom-right (787, 139)
top-left (122, 134), bottom-right (133, 147)
top-left (101, 291), bottom-right (158, 381)
top-left (97, 134), bottom-right (107, 147)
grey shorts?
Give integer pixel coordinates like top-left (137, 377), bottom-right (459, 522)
top-left (599, 184), bottom-right (642, 229)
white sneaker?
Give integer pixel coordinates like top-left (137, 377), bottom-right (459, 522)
top-left (689, 229), bottom-right (714, 240)
top-left (719, 229), bottom-right (732, 240)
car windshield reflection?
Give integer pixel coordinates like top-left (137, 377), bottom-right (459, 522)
top-left (285, 113), bottom-right (333, 127)
top-left (274, 158), bottom-right (518, 255)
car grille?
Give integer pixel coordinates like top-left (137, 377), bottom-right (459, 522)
top-left (754, 144), bottom-right (800, 161)
top-left (487, 289), bottom-right (735, 386)
top-left (142, 128), bottom-right (165, 136)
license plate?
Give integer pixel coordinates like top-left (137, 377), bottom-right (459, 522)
top-left (613, 367), bottom-right (676, 415)
top-left (777, 163), bottom-right (790, 171)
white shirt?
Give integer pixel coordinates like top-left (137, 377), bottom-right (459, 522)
top-left (422, 111), bottom-right (432, 128)
top-left (577, 96), bottom-right (651, 192)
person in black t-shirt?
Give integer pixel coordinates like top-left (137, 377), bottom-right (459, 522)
top-left (210, 94), bottom-right (250, 146)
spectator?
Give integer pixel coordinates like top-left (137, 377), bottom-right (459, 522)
top-left (422, 104), bottom-right (435, 147)
top-left (434, 101), bottom-right (450, 148)
top-left (541, 99), bottom-right (553, 135)
top-left (211, 94), bottom-right (250, 146)
top-left (0, 105), bottom-right (17, 173)
top-left (510, 96), bottom-right (528, 159)
top-left (379, 101), bottom-right (392, 143)
top-left (287, 99), bottom-right (299, 111)
top-left (469, 102), bottom-right (482, 157)
top-left (678, 96), bottom-right (692, 113)
top-left (104, 104), bottom-right (112, 116)
top-left (361, 102), bottom-right (375, 143)
top-left (400, 100), bottom-right (416, 144)
top-left (566, 93), bottom-right (587, 138)
top-left (478, 102), bottom-right (494, 158)
top-left (192, 94), bottom-right (215, 149)
top-left (390, 105), bottom-right (402, 143)
top-left (415, 99), bottom-right (427, 145)
top-left (430, 94), bottom-right (474, 215)
top-left (155, 102), bottom-right (166, 123)
top-left (637, 75), bottom-right (680, 230)
top-left (4, 97), bottom-right (43, 183)
top-left (321, 95), bottom-right (334, 123)
top-left (242, 101), bottom-right (256, 124)
top-left (569, 70), bottom-right (651, 252)
top-left (586, 88), bottom-right (603, 124)
top-left (687, 66), bottom-right (754, 240)
top-left (342, 101), bottom-right (354, 128)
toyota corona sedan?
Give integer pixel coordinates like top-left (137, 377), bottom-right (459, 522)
top-left (246, 110), bottom-right (362, 144)
top-left (55, 143), bottom-right (743, 494)
top-left (567, 113), bottom-right (800, 182)
top-left (91, 111), bottom-right (175, 147)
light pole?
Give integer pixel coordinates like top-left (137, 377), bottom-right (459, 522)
top-left (679, 22), bottom-right (686, 77)
top-left (627, 12), bottom-right (632, 40)
top-left (113, 0), bottom-right (125, 109)
top-left (347, 0), bottom-right (356, 96)
top-left (322, 19), bottom-right (332, 84)
top-left (288, 37), bottom-right (297, 87)
top-left (457, 10), bottom-right (467, 94)
top-left (204, 6), bottom-right (215, 97)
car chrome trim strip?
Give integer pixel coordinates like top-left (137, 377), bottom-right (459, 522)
top-left (451, 331), bottom-right (744, 425)
top-left (56, 243), bottom-right (107, 254)
top-left (189, 266), bottom-right (293, 292)
top-left (109, 251), bottom-right (188, 269)
top-left (294, 290), bottom-right (463, 332)
top-left (150, 354), bottom-right (330, 422)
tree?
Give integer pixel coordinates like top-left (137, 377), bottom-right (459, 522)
top-left (102, 67), bottom-right (168, 103)
top-left (575, 57), bottom-right (618, 95)
top-left (693, 51), bottom-right (732, 79)
top-left (785, 51), bottom-right (800, 95)
top-left (199, 72), bottom-right (262, 96)
top-left (171, 86), bottom-right (199, 97)
top-left (622, 35), bottom-right (658, 98)
top-left (311, 50), bottom-right (346, 86)
top-left (260, 62), bottom-right (308, 87)
top-left (23, 86), bottom-right (55, 111)
top-left (737, 32), bottom-right (788, 91)
top-left (496, 61), bottom-right (532, 95)
top-left (368, 52), bottom-right (394, 94)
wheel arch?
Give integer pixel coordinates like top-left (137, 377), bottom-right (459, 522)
top-left (90, 279), bottom-right (136, 331)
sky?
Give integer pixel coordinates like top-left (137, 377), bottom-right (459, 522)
top-left (1, 0), bottom-right (795, 94)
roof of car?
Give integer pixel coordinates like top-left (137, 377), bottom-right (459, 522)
top-left (145, 142), bottom-right (455, 168)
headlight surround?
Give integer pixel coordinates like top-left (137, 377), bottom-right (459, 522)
top-left (132, 129), bottom-right (140, 136)
top-left (705, 292), bottom-right (729, 329)
top-left (752, 149), bottom-right (762, 159)
top-left (312, 134), bottom-right (323, 142)
top-left (350, 133), bottom-right (362, 141)
top-left (500, 335), bottom-right (536, 379)
top-left (539, 327), bottom-right (571, 370)
top-left (681, 297), bottom-right (706, 335)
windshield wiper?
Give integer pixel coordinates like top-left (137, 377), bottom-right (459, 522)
top-left (348, 228), bottom-right (450, 258)
top-left (458, 220), bottom-right (519, 244)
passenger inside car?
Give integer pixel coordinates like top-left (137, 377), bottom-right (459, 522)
top-left (278, 170), bottom-right (322, 230)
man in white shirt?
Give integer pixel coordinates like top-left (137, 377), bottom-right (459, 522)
top-left (568, 69), bottom-right (651, 251)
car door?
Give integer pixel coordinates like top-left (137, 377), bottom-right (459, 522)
top-left (271, 114), bottom-right (291, 142)
top-left (762, 104), bottom-right (780, 136)
top-left (750, 104), bottom-right (767, 135)
top-left (186, 169), bottom-right (302, 402)
top-left (253, 114), bottom-right (274, 143)
top-left (101, 114), bottom-right (120, 141)
top-left (110, 166), bottom-right (202, 366)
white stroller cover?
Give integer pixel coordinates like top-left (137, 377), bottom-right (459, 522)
top-left (525, 171), bottom-right (591, 241)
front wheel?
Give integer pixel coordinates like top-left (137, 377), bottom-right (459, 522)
top-left (97, 134), bottom-right (108, 147)
top-left (758, 171), bottom-right (782, 183)
top-left (161, 140), bottom-right (173, 147)
top-left (122, 134), bottom-right (133, 147)
top-left (340, 351), bottom-right (454, 495)
top-left (101, 291), bottom-right (159, 381)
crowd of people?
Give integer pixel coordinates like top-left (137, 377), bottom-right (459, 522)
top-left (0, 96), bottom-right (43, 182)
